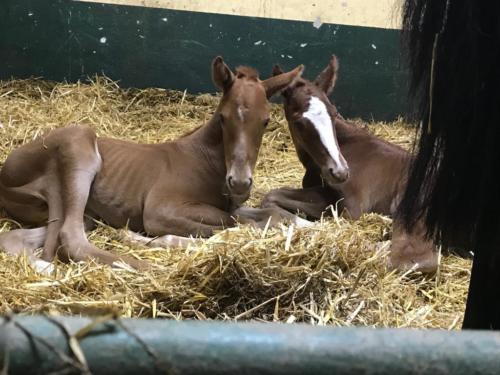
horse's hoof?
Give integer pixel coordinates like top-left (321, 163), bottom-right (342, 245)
top-left (293, 216), bottom-right (316, 228)
top-left (385, 256), bottom-right (438, 275)
top-left (31, 258), bottom-right (55, 275)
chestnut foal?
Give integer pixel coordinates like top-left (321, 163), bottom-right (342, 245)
top-left (0, 57), bottom-right (305, 271)
top-left (262, 56), bottom-right (438, 273)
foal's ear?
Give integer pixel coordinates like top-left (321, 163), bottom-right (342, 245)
top-left (272, 64), bottom-right (284, 77)
top-left (212, 56), bottom-right (235, 92)
top-left (262, 64), bottom-right (304, 99)
top-left (314, 55), bottom-right (339, 95)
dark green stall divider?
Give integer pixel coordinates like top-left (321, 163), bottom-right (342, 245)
top-left (2, 315), bottom-right (500, 374)
top-left (0, 0), bottom-right (409, 121)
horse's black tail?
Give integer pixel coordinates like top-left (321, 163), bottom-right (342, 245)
top-left (398, 0), bottom-right (500, 329)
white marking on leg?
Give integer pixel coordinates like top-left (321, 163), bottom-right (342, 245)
top-left (148, 234), bottom-right (195, 247)
top-left (31, 259), bottom-right (55, 275)
top-left (121, 230), bottom-right (146, 243)
top-left (112, 260), bottom-right (136, 272)
top-left (302, 96), bottom-right (343, 168)
top-left (120, 229), bottom-right (197, 248)
top-left (293, 215), bottom-right (315, 228)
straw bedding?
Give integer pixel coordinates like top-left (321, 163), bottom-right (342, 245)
top-left (0, 77), bottom-right (471, 328)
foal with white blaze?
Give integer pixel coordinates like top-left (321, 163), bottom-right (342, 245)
top-left (0, 57), bottom-right (304, 270)
top-left (263, 55), bottom-right (438, 273)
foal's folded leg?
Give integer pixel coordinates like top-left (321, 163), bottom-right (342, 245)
top-left (231, 206), bottom-right (314, 228)
top-left (261, 186), bottom-right (334, 220)
top-left (53, 127), bottom-right (148, 270)
top-left (120, 230), bottom-right (200, 248)
top-left (143, 202), bottom-right (236, 240)
top-left (0, 227), bottom-right (54, 274)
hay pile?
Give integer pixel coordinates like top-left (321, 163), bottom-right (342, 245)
top-left (0, 77), bottom-right (471, 328)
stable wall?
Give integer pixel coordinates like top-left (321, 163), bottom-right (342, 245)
top-left (0, 0), bottom-right (407, 121)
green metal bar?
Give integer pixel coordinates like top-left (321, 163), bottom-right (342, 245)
top-left (2, 316), bottom-right (500, 374)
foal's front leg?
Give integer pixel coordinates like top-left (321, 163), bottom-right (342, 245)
top-left (231, 206), bottom-right (314, 228)
top-left (120, 231), bottom-right (200, 248)
top-left (141, 202), bottom-right (236, 244)
top-left (132, 202), bottom-right (312, 248)
top-left (261, 186), bottom-right (336, 220)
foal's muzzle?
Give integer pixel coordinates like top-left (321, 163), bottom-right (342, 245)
top-left (322, 165), bottom-right (350, 185)
top-left (227, 175), bottom-right (253, 193)
top-left (226, 175), bottom-right (253, 204)
top-left (329, 167), bottom-right (349, 183)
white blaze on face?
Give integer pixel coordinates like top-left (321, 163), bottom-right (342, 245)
top-left (302, 96), bottom-right (343, 168)
top-left (237, 105), bottom-right (248, 122)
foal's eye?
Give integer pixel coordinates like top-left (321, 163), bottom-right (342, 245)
top-left (264, 118), bottom-right (270, 128)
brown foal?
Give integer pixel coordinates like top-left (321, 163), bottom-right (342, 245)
top-left (0, 57), bottom-right (305, 271)
top-left (262, 55), bottom-right (438, 273)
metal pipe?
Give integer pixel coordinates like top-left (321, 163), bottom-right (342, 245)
top-left (2, 315), bottom-right (500, 374)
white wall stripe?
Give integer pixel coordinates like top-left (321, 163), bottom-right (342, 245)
top-left (75, 0), bottom-right (403, 30)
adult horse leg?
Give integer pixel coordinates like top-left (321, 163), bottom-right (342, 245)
top-left (388, 218), bottom-right (438, 274)
top-left (462, 229), bottom-right (500, 329)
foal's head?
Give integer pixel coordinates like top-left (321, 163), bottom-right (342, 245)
top-left (212, 56), bottom-right (304, 204)
top-left (274, 55), bottom-right (349, 186)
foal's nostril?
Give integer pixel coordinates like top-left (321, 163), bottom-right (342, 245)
top-left (227, 176), bottom-right (252, 192)
top-left (329, 168), bottom-right (349, 181)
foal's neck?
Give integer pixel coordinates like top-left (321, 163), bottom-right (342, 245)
top-left (334, 117), bottom-right (368, 144)
top-left (192, 112), bottom-right (223, 145)
top-left (183, 111), bottom-right (226, 173)
top-left (334, 115), bottom-right (409, 159)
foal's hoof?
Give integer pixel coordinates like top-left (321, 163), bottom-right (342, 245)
top-left (387, 234), bottom-right (439, 274)
top-left (113, 257), bottom-right (150, 272)
top-left (30, 258), bottom-right (55, 275)
top-left (118, 229), bottom-right (140, 244)
top-left (293, 216), bottom-right (316, 228)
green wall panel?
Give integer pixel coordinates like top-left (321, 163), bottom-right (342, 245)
top-left (0, 0), bottom-right (409, 121)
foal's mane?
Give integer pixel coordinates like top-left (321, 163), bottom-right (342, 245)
top-left (179, 125), bottom-right (203, 138)
top-left (235, 66), bottom-right (259, 81)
